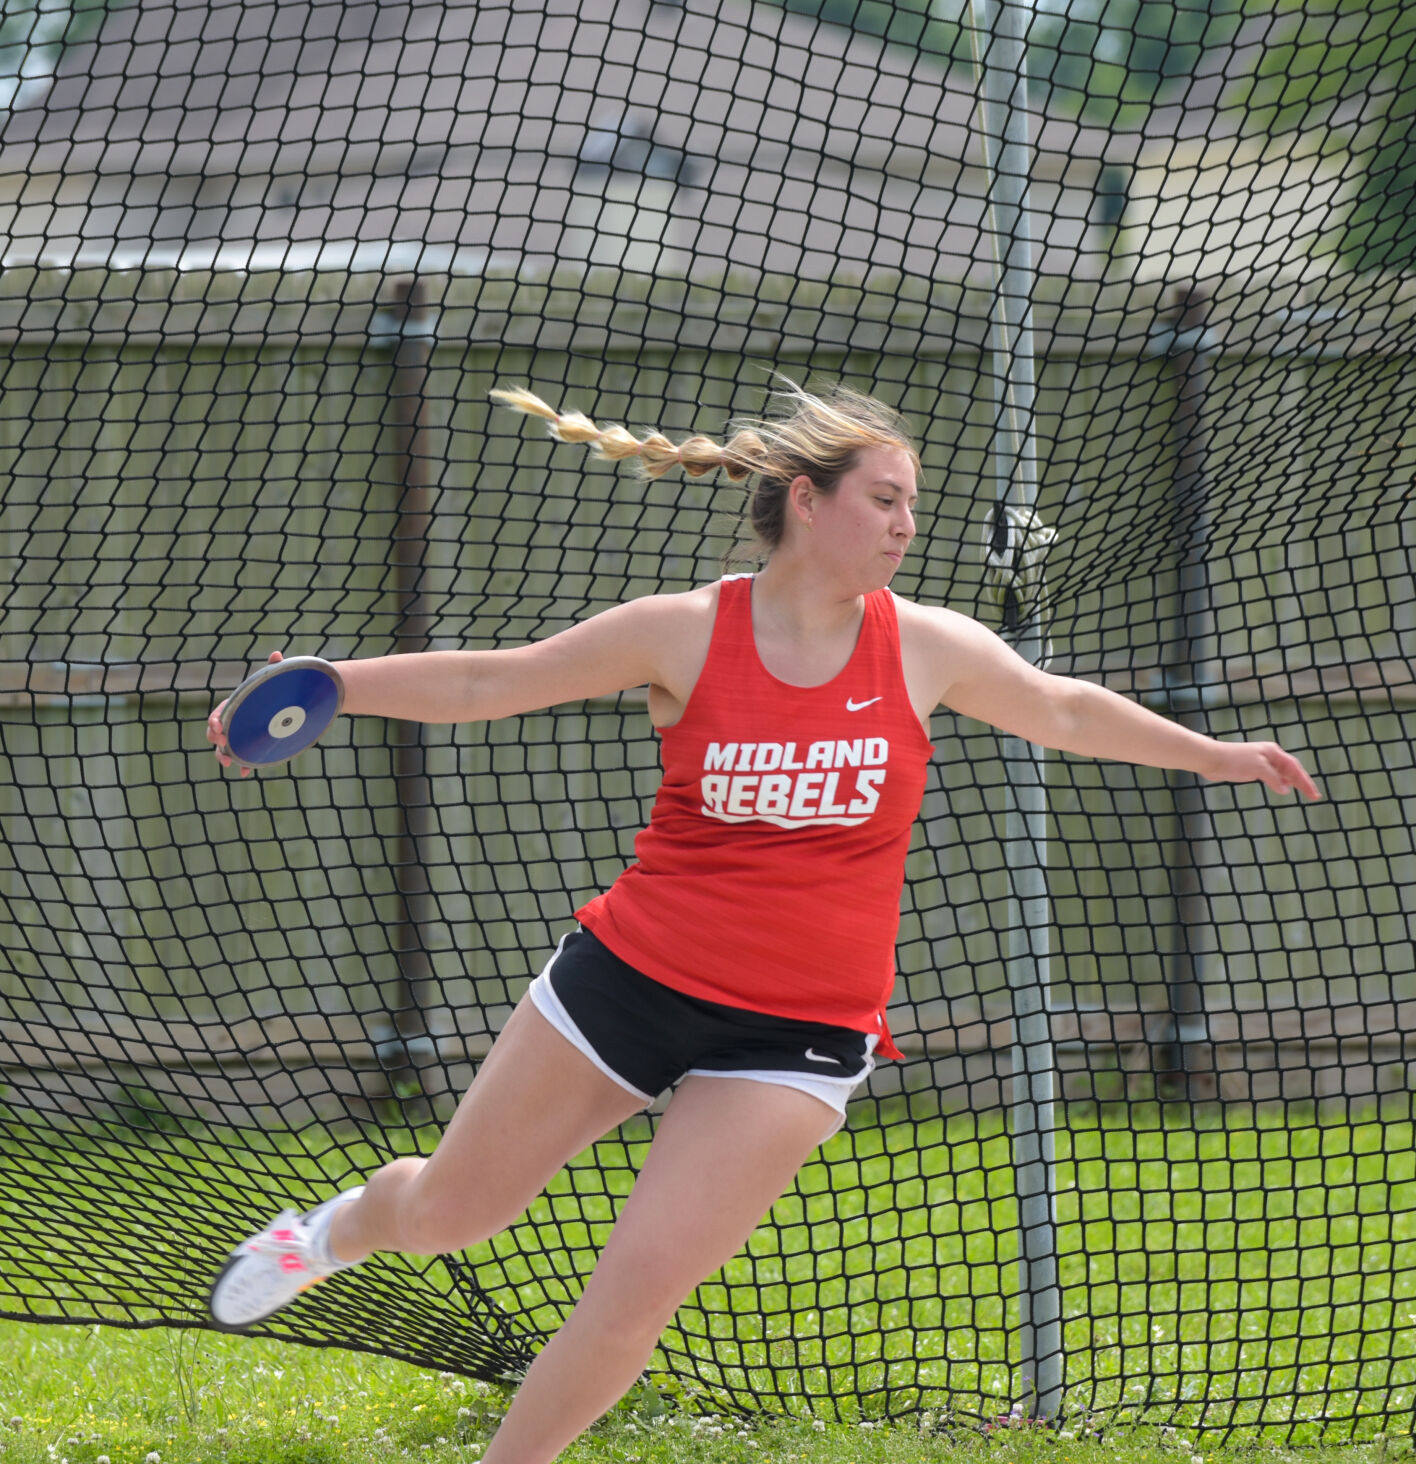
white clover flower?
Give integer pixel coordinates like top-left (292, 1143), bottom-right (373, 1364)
top-left (457, 1407), bottom-right (470, 1419)
top-left (96, 1456), bottom-right (111, 1463)
top-left (147, 1452), bottom-right (161, 1463)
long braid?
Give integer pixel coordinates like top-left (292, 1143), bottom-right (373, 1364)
top-left (490, 378), bottom-right (920, 554)
top-left (489, 387), bottom-right (764, 482)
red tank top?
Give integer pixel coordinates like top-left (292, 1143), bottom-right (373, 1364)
top-left (576, 575), bottom-right (933, 1060)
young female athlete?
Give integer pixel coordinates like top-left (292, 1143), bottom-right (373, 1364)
top-left (205, 380), bottom-right (1320, 1463)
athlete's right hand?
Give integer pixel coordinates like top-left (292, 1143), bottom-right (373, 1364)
top-left (208, 650), bottom-right (284, 778)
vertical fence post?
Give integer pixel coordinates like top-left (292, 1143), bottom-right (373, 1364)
top-left (966, 0), bottom-right (1064, 1420)
top-left (1157, 285), bottom-right (1218, 1103)
top-left (371, 273), bottom-right (438, 1108)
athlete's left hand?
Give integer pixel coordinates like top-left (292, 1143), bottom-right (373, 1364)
top-left (1200, 739), bottom-right (1321, 799)
top-left (208, 649), bottom-right (284, 779)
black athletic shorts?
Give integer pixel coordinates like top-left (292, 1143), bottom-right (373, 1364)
top-left (526, 926), bottom-right (876, 1126)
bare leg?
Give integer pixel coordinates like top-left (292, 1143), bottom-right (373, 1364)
top-left (327, 996), bottom-right (646, 1262)
top-left (482, 1076), bottom-right (838, 1464)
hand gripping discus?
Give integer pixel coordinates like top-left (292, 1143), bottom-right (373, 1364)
top-left (219, 656), bottom-right (345, 768)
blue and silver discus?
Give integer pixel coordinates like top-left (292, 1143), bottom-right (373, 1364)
top-left (220, 656), bottom-right (344, 768)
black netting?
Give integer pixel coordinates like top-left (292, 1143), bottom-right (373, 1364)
top-left (2, 0), bottom-right (1415, 1443)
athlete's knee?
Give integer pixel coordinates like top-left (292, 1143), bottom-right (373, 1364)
top-left (396, 1168), bottom-right (524, 1255)
top-left (590, 1243), bottom-right (708, 1337)
top-left (367, 1155), bottom-right (425, 1233)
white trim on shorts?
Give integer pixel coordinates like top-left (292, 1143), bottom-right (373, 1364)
top-left (685, 1033), bottom-right (877, 1138)
top-left (527, 929), bottom-right (876, 1138)
top-left (527, 935), bottom-right (655, 1104)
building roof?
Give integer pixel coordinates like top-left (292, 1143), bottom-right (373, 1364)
top-left (0, 0), bottom-right (1124, 278)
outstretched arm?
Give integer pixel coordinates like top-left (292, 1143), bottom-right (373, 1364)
top-left (330, 595), bottom-right (675, 723)
top-left (208, 592), bottom-right (696, 775)
top-left (928, 609), bottom-right (1320, 799)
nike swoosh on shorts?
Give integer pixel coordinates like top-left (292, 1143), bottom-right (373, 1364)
top-left (805, 1048), bottom-right (842, 1065)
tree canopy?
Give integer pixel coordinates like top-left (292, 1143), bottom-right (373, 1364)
top-left (767, 0), bottom-right (1416, 272)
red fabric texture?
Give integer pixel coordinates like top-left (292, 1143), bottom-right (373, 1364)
top-left (577, 575), bottom-right (934, 1061)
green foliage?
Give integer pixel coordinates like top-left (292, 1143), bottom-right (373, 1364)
top-left (105, 1083), bottom-right (210, 1139)
top-left (767, 0), bottom-right (1416, 272)
top-left (1223, 0), bottom-right (1416, 271)
top-left (1225, 0), bottom-right (1414, 134)
top-left (760, 0), bottom-right (969, 63)
top-left (0, 0), bottom-right (134, 110)
top-left (1027, 0), bottom-right (1246, 127)
top-left (759, 0), bottom-right (1247, 128)
top-left (1345, 99), bottom-right (1416, 272)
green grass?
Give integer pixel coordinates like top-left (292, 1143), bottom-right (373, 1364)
top-left (1, 1317), bottom-right (1412, 1464)
top-left (3, 1096), bottom-right (1416, 1442)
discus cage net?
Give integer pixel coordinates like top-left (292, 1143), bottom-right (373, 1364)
top-left (1, 0), bottom-right (1414, 1443)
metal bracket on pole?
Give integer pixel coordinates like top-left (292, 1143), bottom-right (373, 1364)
top-left (984, 501), bottom-right (1058, 635)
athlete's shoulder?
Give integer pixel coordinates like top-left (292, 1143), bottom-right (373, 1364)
top-left (889, 594), bottom-right (1000, 713)
top-left (599, 580), bottom-right (726, 717)
top-left (619, 579), bottom-right (722, 630)
top-left (888, 592), bottom-right (982, 644)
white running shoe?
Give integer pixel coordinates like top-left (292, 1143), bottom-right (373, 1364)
top-left (208, 1187), bottom-right (366, 1330)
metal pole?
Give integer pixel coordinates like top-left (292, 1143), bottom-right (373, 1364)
top-left (966, 0), bottom-right (1064, 1420)
top-left (1157, 286), bottom-right (1218, 1103)
top-left (374, 274), bottom-right (437, 1113)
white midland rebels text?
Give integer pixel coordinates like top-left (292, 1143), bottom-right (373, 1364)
top-left (699, 739), bottom-right (888, 826)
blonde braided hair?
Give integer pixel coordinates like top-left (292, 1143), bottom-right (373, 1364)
top-left (490, 378), bottom-right (920, 551)
top-left (488, 386), bottom-right (763, 482)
